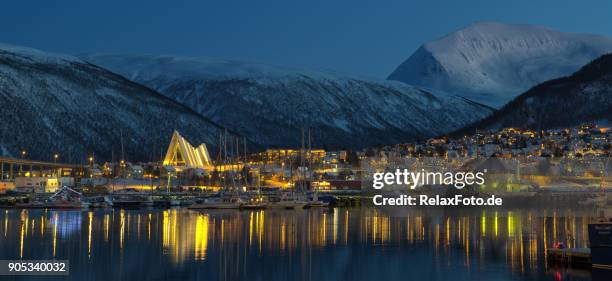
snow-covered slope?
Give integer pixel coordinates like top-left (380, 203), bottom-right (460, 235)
top-left (388, 22), bottom-right (612, 107)
top-left (0, 44), bottom-right (227, 162)
top-left (455, 53), bottom-right (612, 134)
top-left (82, 54), bottom-right (494, 149)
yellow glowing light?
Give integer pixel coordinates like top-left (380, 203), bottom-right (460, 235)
top-left (88, 212), bottom-right (93, 258)
top-left (194, 214), bottom-right (209, 260)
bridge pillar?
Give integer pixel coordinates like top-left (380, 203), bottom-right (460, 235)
top-left (9, 163), bottom-right (14, 180)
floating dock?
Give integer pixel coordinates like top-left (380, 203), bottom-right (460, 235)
top-left (589, 221), bottom-right (612, 270)
top-left (547, 221), bottom-right (612, 271)
top-left (547, 248), bottom-right (592, 268)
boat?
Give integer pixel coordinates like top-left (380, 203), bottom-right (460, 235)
top-left (189, 130), bottom-right (247, 210)
top-left (305, 192), bottom-right (330, 208)
top-left (179, 199), bottom-right (195, 206)
top-left (153, 196), bottom-right (182, 207)
top-left (188, 196), bottom-right (243, 209)
top-left (47, 200), bottom-right (88, 209)
top-left (241, 195), bottom-right (268, 209)
top-left (305, 200), bottom-right (329, 208)
top-left (589, 219), bottom-right (612, 270)
top-left (15, 201), bottom-right (47, 208)
top-left (86, 196), bottom-right (112, 208)
top-left (16, 186), bottom-right (87, 209)
top-left (267, 192), bottom-right (307, 209)
top-left (104, 192), bottom-right (153, 208)
top-left (578, 194), bottom-right (609, 207)
top-left (267, 200), bottom-right (306, 209)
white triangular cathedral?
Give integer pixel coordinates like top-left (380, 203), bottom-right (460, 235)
top-left (163, 131), bottom-right (212, 169)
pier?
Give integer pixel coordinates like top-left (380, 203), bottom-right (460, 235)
top-left (547, 248), bottom-right (592, 268)
top-left (0, 156), bottom-right (87, 180)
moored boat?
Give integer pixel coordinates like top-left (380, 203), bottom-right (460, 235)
top-left (589, 219), bottom-right (612, 270)
top-left (105, 193), bottom-right (153, 208)
top-left (241, 195), bottom-right (268, 209)
top-left (188, 196), bottom-right (243, 209)
top-left (15, 186), bottom-right (87, 209)
top-left (153, 196), bottom-right (182, 207)
top-left (305, 192), bottom-right (330, 208)
top-left (267, 192), bottom-right (306, 209)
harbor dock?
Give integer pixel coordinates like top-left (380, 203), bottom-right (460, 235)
top-left (547, 248), bottom-right (591, 268)
top-left (547, 220), bottom-right (612, 273)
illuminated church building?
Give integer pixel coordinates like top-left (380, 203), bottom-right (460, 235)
top-left (162, 131), bottom-right (213, 171)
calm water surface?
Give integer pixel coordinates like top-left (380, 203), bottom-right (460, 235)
top-left (0, 207), bottom-right (602, 281)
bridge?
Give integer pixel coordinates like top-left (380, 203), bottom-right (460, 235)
top-left (0, 156), bottom-right (87, 180)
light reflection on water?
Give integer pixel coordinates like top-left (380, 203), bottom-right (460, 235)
top-left (0, 207), bottom-right (601, 281)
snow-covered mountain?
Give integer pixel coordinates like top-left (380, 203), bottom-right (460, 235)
top-left (81, 54), bottom-right (494, 149)
top-left (0, 43), bottom-right (228, 162)
top-left (454, 53), bottom-right (612, 134)
top-left (388, 22), bottom-right (612, 107)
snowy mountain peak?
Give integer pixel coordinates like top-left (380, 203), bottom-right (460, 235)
top-left (388, 22), bottom-right (612, 107)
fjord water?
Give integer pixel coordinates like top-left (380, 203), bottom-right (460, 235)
top-left (0, 207), bottom-right (597, 281)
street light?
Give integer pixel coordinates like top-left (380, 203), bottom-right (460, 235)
top-left (88, 155), bottom-right (95, 178)
top-left (53, 154), bottom-right (59, 163)
top-left (21, 150), bottom-right (26, 159)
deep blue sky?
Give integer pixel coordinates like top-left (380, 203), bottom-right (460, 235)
top-left (2, 0), bottom-right (611, 78)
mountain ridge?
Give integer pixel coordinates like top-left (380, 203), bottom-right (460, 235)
top-left (452, 53), bottom-right (612, 135)
top-left (0, 43), bottom-right (234, 162)
top-left (388, 22), bottom-right (612, 107)
top-left (81, 54), bottom-right (494, 149)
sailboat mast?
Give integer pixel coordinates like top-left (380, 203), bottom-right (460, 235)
top-left (308, 128), bottom-right (312, 169)
top-left (120, 131), bottom-right (125, 163)
top-left (299, 128), bottom-right (305, 192)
